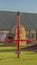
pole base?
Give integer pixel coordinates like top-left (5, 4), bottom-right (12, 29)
top-left (15, 51), bottom-right (21, 54)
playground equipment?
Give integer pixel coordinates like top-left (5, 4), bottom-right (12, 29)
top-left (4, 11), bottom-right (32, 58)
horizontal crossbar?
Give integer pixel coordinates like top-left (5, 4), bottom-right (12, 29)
top-left (4, 39), bottom-right (32, 42)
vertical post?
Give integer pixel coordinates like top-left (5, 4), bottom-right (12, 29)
top-left (17, 12), bottom-right (20, 58)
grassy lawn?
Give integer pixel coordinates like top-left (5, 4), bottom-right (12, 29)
top-left (0, 44), bottom-right (37, 65)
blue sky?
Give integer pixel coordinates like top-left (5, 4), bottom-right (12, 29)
top-left (0, 0), bottom-right (37, 13)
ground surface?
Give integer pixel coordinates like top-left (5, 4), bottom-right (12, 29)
top-left (22, 44), bottom-right (37, 52)
top-left (0, 44), bottom-right (37, 65)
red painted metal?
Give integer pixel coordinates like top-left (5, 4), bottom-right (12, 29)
top-left (17, 12), bottom-right (20, 58)
top-left (5, 39), bottom-right (32, 42)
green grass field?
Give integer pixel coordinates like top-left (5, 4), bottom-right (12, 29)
top-left (0, 44), bottom-right (37, 65)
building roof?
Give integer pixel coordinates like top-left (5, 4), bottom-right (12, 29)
top-left (0, 11), bottom-right (37, 30)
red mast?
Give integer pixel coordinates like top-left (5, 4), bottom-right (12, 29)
top-left (17, 12), bottom-right (20, 58)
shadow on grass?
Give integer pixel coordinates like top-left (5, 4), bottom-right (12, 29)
top-left (21, 44), bottom-right (37, 53)
top-left (0, 49), bottom-right (17, 52)
top-left (0, 59), bottom-right (3, 60)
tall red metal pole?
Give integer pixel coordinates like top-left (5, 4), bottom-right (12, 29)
top-left (4, 11), bottom-right (33, 58)
top-left (17, 12), bottom-right (20, 58)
